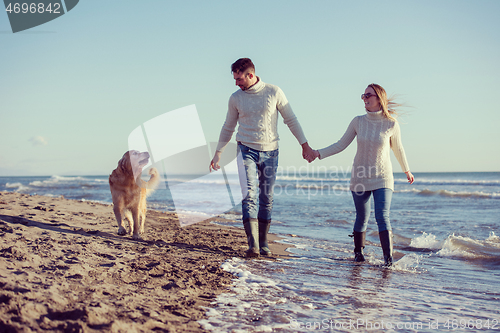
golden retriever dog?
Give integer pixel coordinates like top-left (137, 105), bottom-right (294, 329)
top-left (109, 150), bottom-right (160, 240)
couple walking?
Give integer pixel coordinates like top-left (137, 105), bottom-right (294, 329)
top-left (210, 58), bottom-right (414, 266)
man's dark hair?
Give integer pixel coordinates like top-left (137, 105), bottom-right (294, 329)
top-left (231, 58), bottom-right (255, 74)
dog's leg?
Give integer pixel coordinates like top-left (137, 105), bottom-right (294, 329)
top-left (131, 208), bottom-right (142, 240)
top-left (123, 210), bottom-right (133, 235)
top-left (113, 205), bottom-right (127, 236)
top-left (139, 196), bottom-right (147, 234)
top-left (139, 209), bottom-right (146, 234)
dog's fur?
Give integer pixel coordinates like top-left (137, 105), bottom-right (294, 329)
top-left (109, 150), bottom-right (160, 240)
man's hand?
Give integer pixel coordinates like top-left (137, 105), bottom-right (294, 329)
top-left (302, 142), bottom-right (317, 163)
top-left (210, 151), bottom-right (222, 172)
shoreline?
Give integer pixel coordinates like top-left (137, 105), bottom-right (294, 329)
top-left (0, 191), bottom-right (292, 332)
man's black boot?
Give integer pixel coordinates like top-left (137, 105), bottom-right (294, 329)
top-left (258, 219), bottom-right (272, 256)
top-left (243, 218), bottom-right (259, 258)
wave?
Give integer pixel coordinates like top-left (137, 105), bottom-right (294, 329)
top-left (274, 183), bottom-right (350, 192)
top-left (438, 233), bottom-right (500, 258)
top-left (409, 232), bottom-right (442, 250)
top-left (200, 257), bottom-right (290, 332)
top-left (2, 176), bottom-right (109, 195)
top-left (274, 184), bottom-right (499, 199)
top-left (399, 188), bottom-right (500, 199)
top-left (396, 178), bottom-right (500, 186)
top-left (5, 182), bottom-right (30, 192)
top-left (408, 232), bottom-right (500, 263)
top-left (165, 178), bottom-right (235, 186)
top-left (277, 175), bottom-right (351, 183)
top-left (29, 175), bottom-right (106, 187)
top-left (276, 175), bottom-right (500, 187)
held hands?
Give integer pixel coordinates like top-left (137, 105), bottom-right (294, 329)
top-left (212, 144), bottom-right (323, 169)
top-left (302, 142), bottom-right (320, 163)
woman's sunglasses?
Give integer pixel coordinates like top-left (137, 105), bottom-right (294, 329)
top-left (361, 93), bottom-right (377, 99)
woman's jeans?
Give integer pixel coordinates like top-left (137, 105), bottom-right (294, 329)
top-left (352, 188), bottom-right (393, 232)
top-left (237, 143), bottom-right (279, 222)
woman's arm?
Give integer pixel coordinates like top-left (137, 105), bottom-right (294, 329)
top-left (391, 123), bottom-right (414, 184)
top-left (317, 117), bottom-right (358, 160)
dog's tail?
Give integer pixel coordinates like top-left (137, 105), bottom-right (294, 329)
top-left (144, 167), bottom-right (160, 196)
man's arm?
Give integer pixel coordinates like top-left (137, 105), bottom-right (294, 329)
top-left (275, 87), bottom-right (314, 163)
top-left (275, 87), bottom-right (308, 145)
top-left (210, 96), bottom-right (238, 172)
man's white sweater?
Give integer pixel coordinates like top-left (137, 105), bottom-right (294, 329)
top-left (318, 110), bottom-right (410, 192)
top-left (216, 78), bottom-right (307, 152)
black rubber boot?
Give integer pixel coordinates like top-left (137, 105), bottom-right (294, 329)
top-left (353, 231), bottom-right (366, 262)
top-left (379, 230), bottom-right (393, 267)
top-left (243, 218), bottom-right (259, 258)
top-left (258, 219), bottom-right (272, 256)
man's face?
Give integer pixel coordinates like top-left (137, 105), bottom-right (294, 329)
top-left (233, 71), bottom-right (253, 90)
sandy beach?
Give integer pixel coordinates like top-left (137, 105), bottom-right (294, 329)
top-left (0, 191), bottom-right (290, 332)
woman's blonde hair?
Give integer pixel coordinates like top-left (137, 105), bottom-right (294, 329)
top-left (368, 83), bottom-right (402, 121)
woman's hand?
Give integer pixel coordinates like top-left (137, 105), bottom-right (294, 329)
top-left (405, 171), bottom-right (415, 184)
top-left (312, 150), bottom-right (320, 161)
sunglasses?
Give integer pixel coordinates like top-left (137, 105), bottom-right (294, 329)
top-left (361, 93), bottom-right (377, 99)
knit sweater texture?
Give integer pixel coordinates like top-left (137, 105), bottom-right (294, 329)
top-left (318, 110), bottom-right (410, 192)
top-left (216, 78), bottom-right (307, 152)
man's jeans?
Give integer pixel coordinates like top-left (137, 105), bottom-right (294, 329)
top-left (237, 143), bottom-right (279, 222)
top-left (352, 188), bottom-right (393, 232)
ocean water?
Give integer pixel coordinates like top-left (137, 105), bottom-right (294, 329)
top-left (1, 172), bottom-right (500, 332)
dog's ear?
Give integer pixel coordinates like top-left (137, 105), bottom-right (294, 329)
top-left (119, 152), bottom-right (132, 174)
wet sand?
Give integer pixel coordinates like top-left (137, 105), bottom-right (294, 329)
top-left (0, 191), bottom-right (290, 332)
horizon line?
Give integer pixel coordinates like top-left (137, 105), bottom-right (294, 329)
top-left (1, 170), bottom-right (500, 177)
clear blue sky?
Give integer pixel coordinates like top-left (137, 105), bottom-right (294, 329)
top-left (1, 0), bottom-right (499, 176)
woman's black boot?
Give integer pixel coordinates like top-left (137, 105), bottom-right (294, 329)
top-left (353, 231), bottom-right (366, 262)
top-left (379, 230), bottom-right (393, 267)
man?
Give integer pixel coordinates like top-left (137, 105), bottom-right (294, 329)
top-left (210, 58), bottom-right (314, 258)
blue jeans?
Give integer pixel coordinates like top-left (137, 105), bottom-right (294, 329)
top-left (352, 188), bottom-right (393, 232)
top-left (237, 143), bottom-right (279, 222)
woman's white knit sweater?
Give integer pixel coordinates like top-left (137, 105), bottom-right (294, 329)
top-left (318, 110), bottom-right (410, 192)
top-left (216, 78), bottom-right (307, 152)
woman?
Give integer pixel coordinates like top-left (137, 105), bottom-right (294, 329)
top-left (311, 84), bottom-right (414, 266)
